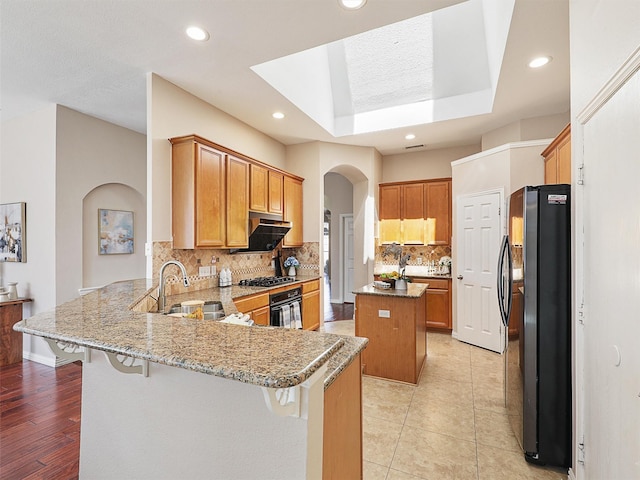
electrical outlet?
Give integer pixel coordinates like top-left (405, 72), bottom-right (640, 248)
top-left (199, 266), bottom-right (211, 277)
top-left (417, 257), bottom-right (423, 265)
top-left (378, 309), bottom-right (390, 318)
top-left (145, 242), bottom-right (152, 256)
top-left (211, 266), bottom-right (217, 276)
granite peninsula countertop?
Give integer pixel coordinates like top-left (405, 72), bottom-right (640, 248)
top-left (13, 279), bottom-right (368, 391)
top-left (354, 282), bottom-right (428, 298)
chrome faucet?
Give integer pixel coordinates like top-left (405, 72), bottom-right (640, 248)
top-left (158, 260), bottom-right (190, 313)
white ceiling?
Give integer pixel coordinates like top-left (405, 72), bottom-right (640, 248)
top-left (0, 0), bottom-right (569, 156)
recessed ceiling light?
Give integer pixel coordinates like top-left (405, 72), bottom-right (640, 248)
top-left (528, 56), bottom-right (552, 68)
top-left (272, 112), bottom-right (285, 119)
top-left (405, 133), bottom-right (416, 140)
top-left (339, 0), bottom-right (367, 10)
top-left (186, 26), bottom-right (209, 42)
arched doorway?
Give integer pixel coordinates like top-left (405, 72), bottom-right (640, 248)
top-left (323, 165), bottom-right (368, 322)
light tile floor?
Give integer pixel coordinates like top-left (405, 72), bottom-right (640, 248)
top-left (321, 320), bottom-right (569, 480)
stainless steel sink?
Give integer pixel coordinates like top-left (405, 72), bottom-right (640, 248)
top-left (165, 301), bottom-right (225, 320)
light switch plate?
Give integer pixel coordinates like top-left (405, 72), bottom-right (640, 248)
top-left (199, 266), bottom-right (211, 277)
top-left (378, 309), bottom-right (390, 318)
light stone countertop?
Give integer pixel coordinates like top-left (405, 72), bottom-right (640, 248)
top-left (13, 279), bottom-right (368, 390)
top-left (354, 282), bottom-right (428, 298)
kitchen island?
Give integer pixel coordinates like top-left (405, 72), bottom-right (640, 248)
top-left (13, 279), bottom-right (367, 479)
top-left (354, 282), bottom-right (427, 384)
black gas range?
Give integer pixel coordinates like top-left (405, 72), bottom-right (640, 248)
top-left (238, 276), bottom-right (296, 287)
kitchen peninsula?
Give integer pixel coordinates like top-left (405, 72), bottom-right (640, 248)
top-left (354, 282), bottom-right (427, 384)
top-left (13, 279), bottom-right (367, 479)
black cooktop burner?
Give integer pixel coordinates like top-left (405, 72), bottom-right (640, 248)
top-left (239, 276), bottom-right (295, 287)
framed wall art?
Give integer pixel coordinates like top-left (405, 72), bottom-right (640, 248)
top-left (99, 209), bottom-right (134, 255)
top-left (0, 202), bottom-right (26, 263)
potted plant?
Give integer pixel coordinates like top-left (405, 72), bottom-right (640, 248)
top-left (283, 256), bottom-right (300, 277)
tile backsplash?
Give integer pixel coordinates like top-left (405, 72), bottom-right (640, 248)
top-left (152, 241), bottom-right (320, 292)
top-left (375, 244), bottom-right (451, 266)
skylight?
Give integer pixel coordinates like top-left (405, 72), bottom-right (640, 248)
top-left (251, 0), bottom-right (514, 137)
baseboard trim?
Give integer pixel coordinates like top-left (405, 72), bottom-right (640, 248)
top-left (23, 351), bottom-right (73, 368)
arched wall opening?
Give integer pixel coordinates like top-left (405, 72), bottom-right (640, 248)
top-left (82, 183), bottom-right (146, 289)
top-left (322, 164), bottom-right (369, 315)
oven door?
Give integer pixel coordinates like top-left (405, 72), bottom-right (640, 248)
top-left (270, 300), bottom-right (303, 328)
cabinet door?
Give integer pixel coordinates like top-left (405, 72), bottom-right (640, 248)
top-left (268, 170), bottom-right (284, 214)
top-left (226, 155), bottom-right (249, 248)
top-left (302, 289), bottom-right (320, 331)
top-left (252, 305), bottom-right (270, 326)
top-left (379, 185), bottom-right (401, 219)
top-left (283, 176), bottom-right (303, 247)
top-left (195, 144), bottom-right (226, 248)
top-left (425, 180), bottom-right (451, 245)
top-left (557, 134), bottom-right (571, 184)
top-left (544, 149), bottom-right (558, 184)
top-left (323, 355), bottom-right (362, 479)
top-left (426, 288), bottom-right (451, 329)
top-left (413, 278), bottom-right (452, 330)
top-left (402, 183), bottom-right (424, 219)
top-left (249, 163), bottom-right (268, 212)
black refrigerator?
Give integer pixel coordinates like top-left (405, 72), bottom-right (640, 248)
top-left (497, 184), bottom-right (572, 468)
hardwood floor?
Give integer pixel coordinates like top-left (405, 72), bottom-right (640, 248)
top-left (0, 361), bottom-right (81, 480)
top-left (323, 275), bottom-right (354, 322)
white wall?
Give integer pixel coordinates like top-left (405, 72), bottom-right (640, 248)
top-left (570, 1), bottom-right (640, 478)
top-left (381, 144), bottom-right (479, 182)
top-left (0, 105), bottom-right (146, 366)
top-left (82, 183), bottom-right (146, 288)
top-left (147, 74), bottom-right (287, 277)
top-left (481, 112), bottom-right (570, 150)
top-left (1, 105), bottom-right (58, 365)
top-left (285, 141), bottom-right (381, 294)
top-left (56, 106), bottom-right (146, 303)
top-left (324, 173), bottom-right (353, 303)
top-left (450, 140), bottom-right (548, 333)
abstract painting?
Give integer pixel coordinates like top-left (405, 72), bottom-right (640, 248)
top-left (0, 202), bottom-right (26, 263)
top-left (99, 209), bottom-right (134, 255)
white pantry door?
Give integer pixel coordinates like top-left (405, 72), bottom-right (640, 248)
top-left (455, 190), bottom-right (503, 352)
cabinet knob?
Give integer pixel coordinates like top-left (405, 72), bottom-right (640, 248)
top-left (457, 275), bottom-right (463, 280)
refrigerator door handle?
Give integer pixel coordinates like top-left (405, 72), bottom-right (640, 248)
top-left (496, 235), bottom-right (513, 327)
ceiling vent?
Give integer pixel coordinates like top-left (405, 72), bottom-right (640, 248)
top-left (405, 144), bottom-right (425, 150)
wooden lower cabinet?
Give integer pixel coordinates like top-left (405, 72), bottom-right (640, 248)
top-left (233, 293), bottom-right (269, 325)
top-left (302, 279), bottom-right (320, 331)
top-left (411, 277), bottom-right (452, 330)
top-left (355, 292), bottom-right (426, 384)
top-left (0, 300), bottom-right (31, 366)
top-left (251, 305), bottom-right (270, 326)
top-left (323, 354), bottom-right (362, 479)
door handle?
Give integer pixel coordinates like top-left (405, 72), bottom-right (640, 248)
top-left (457, 275), bottom-right (463, 280)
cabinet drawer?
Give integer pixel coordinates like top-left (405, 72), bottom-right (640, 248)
top-left (412, 278), bottom-right (449, 289)
top-left (233, 293), bottom-right (269, 313)
top-left (302, 279), bottom-right (320, 293)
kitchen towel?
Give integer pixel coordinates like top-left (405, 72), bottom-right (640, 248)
top-left (281, 305), bottom-right (291, 328)
top-left (292, 301), bottom-right (302, 329)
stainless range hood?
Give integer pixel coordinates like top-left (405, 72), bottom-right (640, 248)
top-left (240, 218), bottom-right (291, 252)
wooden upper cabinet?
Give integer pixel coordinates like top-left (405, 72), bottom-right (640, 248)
top-left (171, 137), bottom-right (226, 249)
top-left (249, 164), bottom-right (268, 212)
top-left (226, 155), bottom-right (249, 248)
top-left (268, 170), bottom-right (284, 215)
top-left (250, 164), bottom-right (284, 215)
top-left (425, 180), bottom-right (451, 245)
top-left (402, 183), bottom-right (424, 219)
top-left (283, 175), bottom-right (303, 247)
top-left (379, 185), bottom-right (401, 219)
top-left (542, 124), bottom-right (571, 184)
